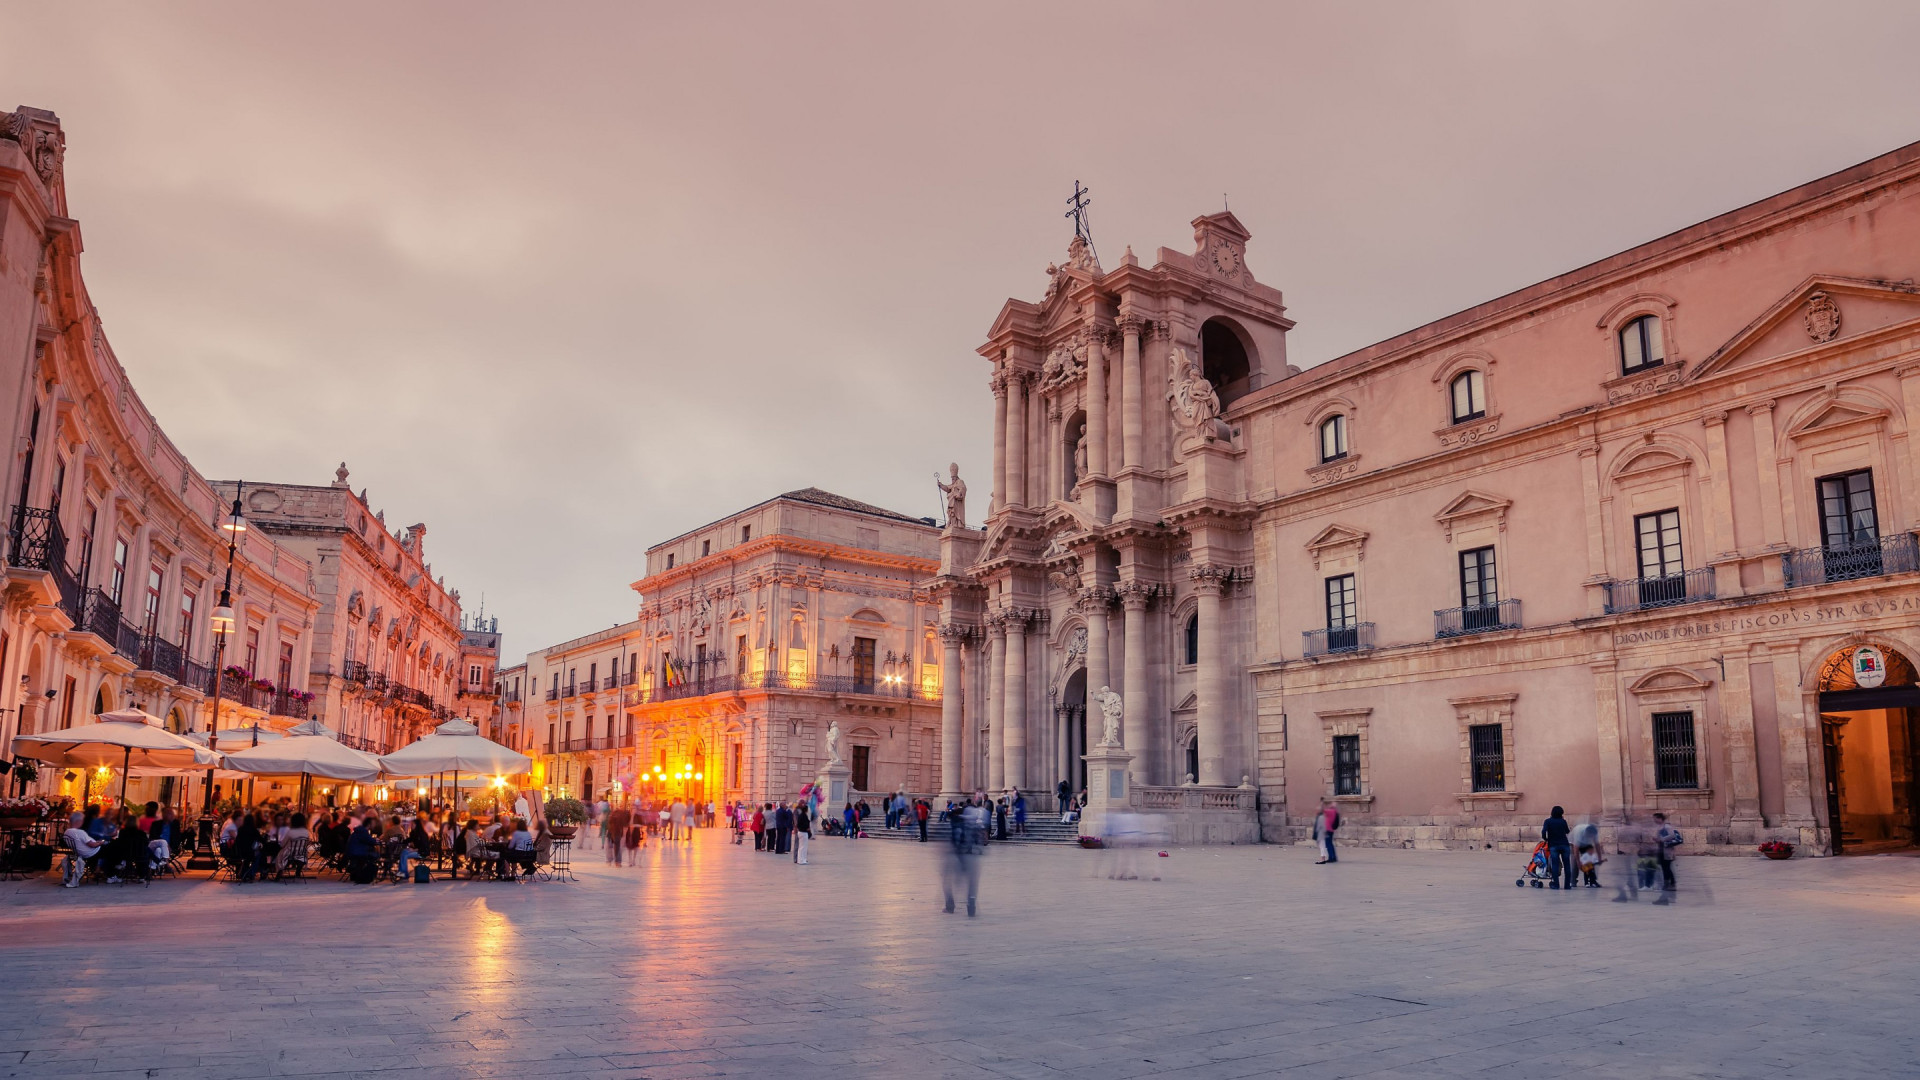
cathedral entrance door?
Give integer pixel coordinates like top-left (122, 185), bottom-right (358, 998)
top-left (1815, 644), bottom-right (1920, 854)
top-left (1060, 669), bottom-right (1087, 801)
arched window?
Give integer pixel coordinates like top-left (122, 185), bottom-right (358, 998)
top-left (1185, 735), bottom-right (1199, 785)
top-left (1318, 414), bottom-right (1348, 463)
top-left (1449, 370), bottom-right (1486, 424)
top-left (1619, 314), bottom-right (1664, 374)
top-left (1183, 613), bottom-right (1199, 666)
top-left (1200, 318), bottom-right (1253, 405)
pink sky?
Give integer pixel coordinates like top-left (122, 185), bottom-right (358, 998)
top-left (9, 2), bottom-right (1920, 656)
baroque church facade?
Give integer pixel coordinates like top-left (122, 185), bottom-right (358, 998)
top-left (930, 140), bottom-right (1920, 855)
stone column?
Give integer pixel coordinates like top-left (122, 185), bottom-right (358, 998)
top-left (938, 624), bottom-right (967, 799)
top-left (1115, 579), bottom-right (1154, 780)
top-left (990, 370), bottom-right (1009, 516)
top-left (1087, 330), bottom-right (1110, 479)
top-left (986, 614), bottom-right (1006, 792)
top-left (1748, 401), bottom-right (1786, 548)
top-left (1082, 586), bottom-right (1112, 706)
top-left (1006, 372), bottom-right (1027, 509)
top-left (1192, 566), bottom-right (1231, 786)
top-left (1004, 610), bottom-right (1028, 791)
top-left (1120, 317), bottom-right (1143, 471)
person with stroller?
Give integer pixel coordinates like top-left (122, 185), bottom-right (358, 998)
top-left (1541, 805), bottom-right (1575, 891)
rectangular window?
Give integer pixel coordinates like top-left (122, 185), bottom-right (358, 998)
top-left (1469, 724), bottom-right (1505, 792)
top-left (178, 588), bottom-right (197, 655)
top-left (143, 563), bottom-right (164, 632)
top-left (244, 626), bottom-right (260, 673)
top-left (1635, 509), bottom-right (1683, 579)
top-left (730, 743), bottom-right (742, 787)
top-left (61, 675), bottom-right (76, 729)
top-left (78, 502), bottom-right (97, 585)
top-left (1324, 574), bottom-right (1356, 629)
top-left (278, 642), bottom-right (294, 688)
top-left (741, 524), bottom-right (752, 543)
top-left (1818, 469), bottom-right (1878, 549)
top-left (666, 553), bottom-right (674, 569)
top-left (1653, 711), bottom-right (1699, 789)
top-left (701, 539), bottom-right (711, 557)
top-left (1324, 573), bottom-right (1357, 651)
top-left (1332, 734), bottom-right (1361, 796)
top-left (695, 642), bottom-right (708, 680)
top-left (588, 662), bottom-right (597, 688)
top-left (1456, 546), bottom-right (1501, 633)
top-left (852, 636), bottom-right (876, 689)
top-left (110, 538), bottom-right (128, 606)
top-left (736, 635), bottom-right (747, 674)
top-left (469, 664), bottom-right (481, 685)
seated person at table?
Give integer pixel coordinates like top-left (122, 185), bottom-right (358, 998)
top-left (450, 818), bottom-right (475, 877)
top-left (533, 819), bottom-right (554, 865)
top-left (62, 812), bottom-right (104, 888)
top-left (397, 816), bottom-right (431, 882)
top-left (148, 807), bottom-right (182, 866)
top-left (218, 811), bottom-right (241, 849)
top-left (84, 804), bottom-right (116, 845)
top-left (345, 817), bottom-right (378, 883)
top-left (260, 813), bottom-right (287, 870)
top-left (233, 813), bottom-right (263, 882)
top-left (277, 812), bottom-right (311, 874)
top-left (100, 812), bottom-right (156, 881)
top-left (136, 801), bottom-right (160, 836)
top-left (501, 818), bottom-right (534, 879)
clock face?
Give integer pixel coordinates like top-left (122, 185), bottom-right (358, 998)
top-left (1211, 242), bottom-right (1240, 274)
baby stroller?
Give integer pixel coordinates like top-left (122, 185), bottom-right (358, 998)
top-left (1515, 840), bottom-right (1555, 888)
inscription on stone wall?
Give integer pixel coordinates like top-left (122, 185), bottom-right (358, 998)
top-left (1611, 595), bottom-right (1920, 645)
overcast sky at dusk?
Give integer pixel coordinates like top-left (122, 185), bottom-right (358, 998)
top-left (9, 3), bottom-right (1920, 658)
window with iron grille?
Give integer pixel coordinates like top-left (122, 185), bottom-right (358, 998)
top-left (1469, 723), bottom-right (1505, 792)
top-left (1333, 734), bottom-right (1361, 795)
top-left (1652, 711), bottom-right (1699, 789)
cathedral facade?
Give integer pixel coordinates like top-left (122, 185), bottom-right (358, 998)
top-left (932, 140), bottom-right (1920, 855)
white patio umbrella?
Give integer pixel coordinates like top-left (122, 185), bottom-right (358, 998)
top-left (223, 735), bottom-right (385, 784)
top-left (13, 709), bottom-right (221, 808)
top-left (379, 719), bottom-right (531, 813)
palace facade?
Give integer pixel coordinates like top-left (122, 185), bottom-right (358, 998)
top-left (930, 140), bottom-right (1920, 854)
top-left (0, 107), bottom-right (488, 808)
top-left (528, 488), bottom-right (942, 806)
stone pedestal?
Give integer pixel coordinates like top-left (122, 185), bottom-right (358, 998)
top-left (1181, 439), bottom-right (1242, 503)
top-left (1080, 742), bottom-right (1135, 840)
top-left (815, 758), bottom-right (852, 813)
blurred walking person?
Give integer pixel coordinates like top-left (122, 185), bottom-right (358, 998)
top-left (793, 799), bottom-right (811, 864)
top-left (943, 795), bottom-right (988, 916)
top-left (1313, 799), bottom-right (1339, 864)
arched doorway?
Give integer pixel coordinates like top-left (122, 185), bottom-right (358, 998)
top-left (582, 766), bottom-right (595, 802)
top-left (1817, 643), bottom-right (1920, 853)
top-left (1058, 669), bottom-right (1087, 798)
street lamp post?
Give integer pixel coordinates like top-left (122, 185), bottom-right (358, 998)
top-left (194, 485), bottom-right (245, 865)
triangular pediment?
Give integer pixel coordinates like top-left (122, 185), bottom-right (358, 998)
top-left (1172, 691), bottom-right (1198, 713)
top-left (1434, 489), bottom-right (1511, 523)
top-left (1628, 667), bottom-right (1711, 694)
top-left (1781, 389), bottom-right (1895, 441)
top-left (1305, 523), bottom-right (1369, 553)
top-left (1693, 275), bottom-right (1920, 380)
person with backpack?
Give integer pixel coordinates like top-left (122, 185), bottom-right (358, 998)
top-left (1653, 812), bottom-right (1684, 893)
top-left (1313, 799), bottom-right (1340, 864)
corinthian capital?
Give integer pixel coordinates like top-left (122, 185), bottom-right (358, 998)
top-left (1074, 585), bottom-right (1114, 615)
top-left (1113, 579), bottom-right (1158, 611)
top-left (990, 370), bottom-right (1011, 397)
top-left (1117, 314), bottom-right (1145, 337)
top-left (986, 610), bottom-right (1009, 635)
top-left (1189, 564), bottom-right (1231, 595)
top-left (937, 622), bottom-right (972, 644)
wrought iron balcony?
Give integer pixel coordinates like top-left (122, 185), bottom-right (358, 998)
top-left (1434, 599), bottom-right (1522, 639)
top-left (565, 681), bottom-right (582, 697)
top-left (1782, 533), bottom-right (1920, 589)
top-left (7, 504), bottom-right (67, 574)
top-left (271, 689), bottom-right (311, 719)
top-left (342, 661), bottom-right (370, 684)
top-left (1303, 623), bottom-right (1374, 658)
top-left (136, 632), bottom-right (185, 682)
top-left (544, 687), bottom-right (560, 702)
top-left (182, 658), bottom-right (211, 696)
top-left (1604, 567), bottom-right (1715, 614)
top-left (627, 668), bottom-right (940, 705)
top-left (603, 675), bottom-right (621, 690)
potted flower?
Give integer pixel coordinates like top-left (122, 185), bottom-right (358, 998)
top-left (222, 665), bottom-right (252, 683)
top-left (545, 797), bottom-right (586, 839)
top-left (1758, 840), bottom-right (1795, 860)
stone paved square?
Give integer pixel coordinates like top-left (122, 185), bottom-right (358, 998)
top-left (2, 835), bottom-right (1916, 1078)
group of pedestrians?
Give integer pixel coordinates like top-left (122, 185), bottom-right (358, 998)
top-left (732, 800), bottom-right (813, 863)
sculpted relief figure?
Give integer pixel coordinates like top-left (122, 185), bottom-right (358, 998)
top-left (1167, 347), bottom-right (1231, 448)
top-left (937, 463), bottom-right (967, 530)
top-left (1073, 422), bottom-right (1089, 484)
top-left (1095, 685), bottom-right (1124, 747)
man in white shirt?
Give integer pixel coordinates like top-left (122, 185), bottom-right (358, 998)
top-left (62, 813), bottom-right (103, 888)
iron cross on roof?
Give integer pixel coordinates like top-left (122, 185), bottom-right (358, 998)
top-left (1065, 180), bottom-right (1093, 242)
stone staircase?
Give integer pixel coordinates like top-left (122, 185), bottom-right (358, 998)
top-left (856, 813), bottom-right (1082, 846)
